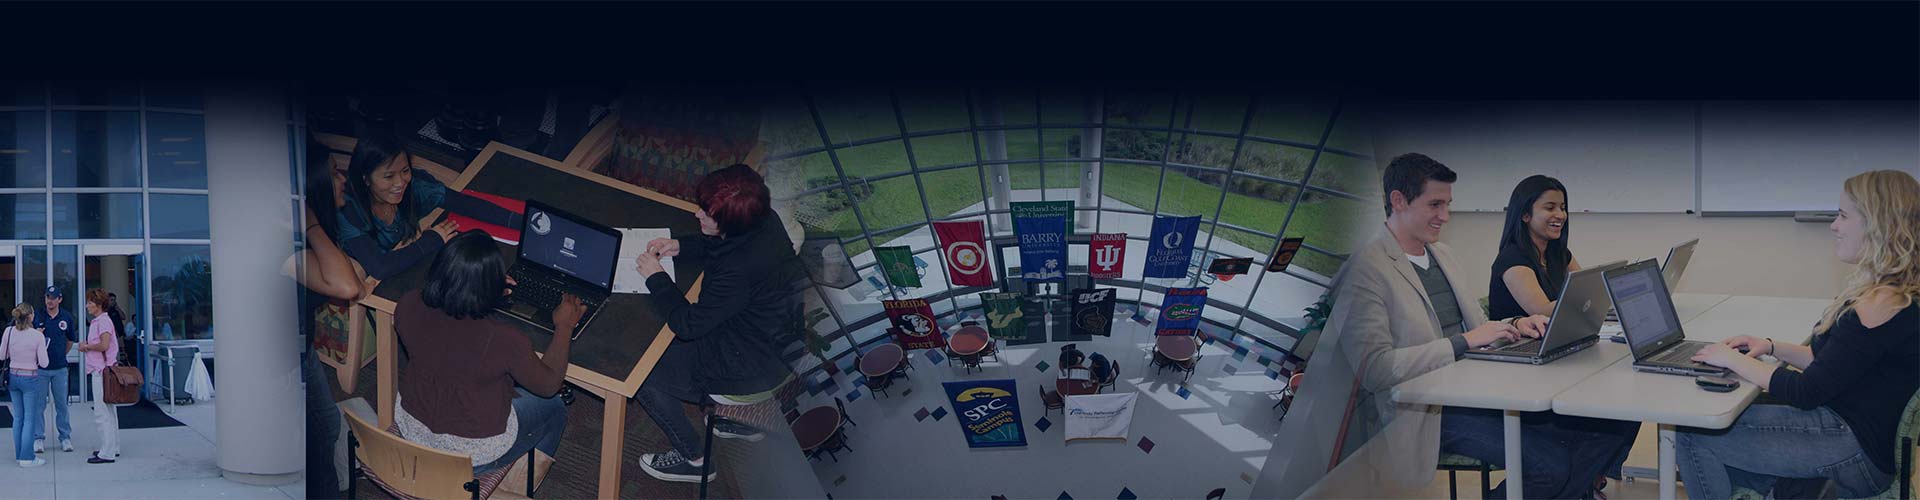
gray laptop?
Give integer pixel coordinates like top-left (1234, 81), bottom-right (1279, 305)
top-left (1662, 238), bottom-right (1698, 294)
top-left (1605, 258), bottom-right (1729, 376)
top-left (1467, 260), bottom-right (1623, 365)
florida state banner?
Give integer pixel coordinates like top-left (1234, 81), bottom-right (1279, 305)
top-left (1088, 233), bottom-right (1127, 279)
top-left (884, 298), bottom-right (947, 350)
top-left (933, 220), bottom-right (993, 287)
top-left (1155, 287), bottom-right (1208, 336)
top-left (1071, 288), bottom-right (1117, 337)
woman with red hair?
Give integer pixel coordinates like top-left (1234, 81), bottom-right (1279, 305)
top-left (630, 164), bottom-right (804, 483)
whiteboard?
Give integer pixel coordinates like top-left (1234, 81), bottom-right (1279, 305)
top-left (1700, 101), bottom-right (1920, 214)
top-left (1370, 101), bottom-right (1697, 213)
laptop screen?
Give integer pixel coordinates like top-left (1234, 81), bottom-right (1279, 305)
top-left (1662, 239), bottom-right (1697, 293)
top-left (1607, 261), bottom-right (1684, 354)
top-left (520, 205), bottom-right (619, 289)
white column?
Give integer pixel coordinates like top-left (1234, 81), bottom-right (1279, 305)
top-left (205, 84), bottom-right (302, 485)
top-left (1078, 93), bottom-right (1102, 231)
top-left (978, 91), bottom-right (1013, 231)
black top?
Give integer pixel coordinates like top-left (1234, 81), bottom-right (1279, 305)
top-left (1488, 243), bottom-right (1568, 320)
top-left (642, 214), bottom-right (804, 396)
top-left (339, 189), bottom-right (520, 281)
top-left (1768, 301), bottom-right (1920, 473)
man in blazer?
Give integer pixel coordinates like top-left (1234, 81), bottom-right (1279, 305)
top-left (1256, 153), bottom-right (1561, 498)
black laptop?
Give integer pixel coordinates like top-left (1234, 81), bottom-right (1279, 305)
top-left (1467, 260), bottom-right (1622, 365)
top-left (1604, 258), bottom-right (1728, 376)
top-left (495, 200), bottom-right (619, 339)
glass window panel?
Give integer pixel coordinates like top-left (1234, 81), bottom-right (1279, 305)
top-left (912, 247), bottom-right (955, 301)
top-left (1096, 211), bottom-right (1155, 244)
top-left (1325, 112), bottom-right (1374, 157)
top-left (1103, 90), bottom-right (1175, 127)
top-left (148, 112), bottom-right (208, 189)
top-left (813, 88), bottom-right (898, 145)
top-left (83, 253), bottom-right (139, 335)
top-left (1235, 142), bottom-right (1314, 182)
top-left (152, 244), bottom-right (213, 340)
top-left (1003, 128), bottom-right (1042, 160)
top-left (0, 111), bottom-right (46, 187)
top-left (52, 111), bottom-right (141, 188)
top-left (898, 88), bottom-right (970, 132)
top-left (853, 176), bottom-right (929, 235)
top-left (1283, 191), bottom-right (1372, 274)
top-left (987, 88), bottom-right (1037, 126)
top-left (1155, 165), bottom-right (1226, 221)
top-left (763, 98), bottom-right (824, 157)
top-left (869, 224), bottom-right (934, 254)
top-left (0, 81), bottom-right (45, 107)
top-left (1246, 269), bottom-right (1327, 337)
top-left (834, 140), bottom-right (909, 179)
top-left (1218, 177), bottom-right (1300, 236)
top-left (143, 83), bottom-right (203, 110)
top-left (0, 254), bottom-right (12, 319)
top-left (1189, 92), bottom-right (1251, 134)
top-left (1099, 162), bottom-right (1162, 212)
top-left (1038, 89), bottom-right (1087, 125)
top-left (793, 185), bottom-right (861, 242)
top-left (768, 152), bottom-right (838, 199)
top-left (1307, 153), bottom-right (1377, 199)
top-left (849, 318), bottom-right (892, 349)
top-left (53, 193), bottom-right (142, 239)
top-left (1170, 135), bottom-right (1238, 170)
top-left (906, 133), bottom-right (974, 168)
top-left (1210, 226), bottom-right (1278, 269)
top-left (1248, 94), bottom-right (1337, 144)
top-left (842, 238), bottom-right (872, 264)
top-left (919, 167), bottom-right (987, 220)
top-left (1103, 129), bottom-right (1170, 162)
top-left (151, 194), bottom-right (210, 239)
top-left (0, 194), bottom-right (47, 239)
top-left (1007, 163), bottom-right (1044, 203)
top-left (51, 82), bottom-right (139, 106)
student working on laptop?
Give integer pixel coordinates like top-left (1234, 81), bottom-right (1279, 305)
top-left (1675, 170), bottom-right (1920, 499)
top-left (336, 132), bottom-right (522, 281)
top-left (1489, 175), bottom-right (1587, 320)
top-left (1266, 154), bottom-right (1628, 498)
top-left (394, 231), bottom-right (584, 477)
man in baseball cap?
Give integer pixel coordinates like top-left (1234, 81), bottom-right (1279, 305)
top-left (32, 285), bottom-right (76, 453)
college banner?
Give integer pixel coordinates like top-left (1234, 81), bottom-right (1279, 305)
top-left (943, 379), bottom-right (1028, 448)
top-left (980, 292), bottom-right (1040, 345)
top-left (1143, 215), bottom-right (1201, 279)
top-left (931, 220), bottom-right (993, 287)
top-left (1070, 288), bottom-right (1117, 338)
top-left (1155, 287), bottom-right (1208, 336)
top-left (1011, 201), bottom-right (1072, 283)
top-left (875, 246), bottom-right (920, 288)
top-left (1064, 392), bottom-right (1138, 443)
top-left (1088, 233), bottom-right (1127, 279)
top-left (1267, 237), bottom-right (1305, 273)
top-left (1208, 257), bottom-right (1253, 280)
top-left (884, 299), bottom-right (946, 349)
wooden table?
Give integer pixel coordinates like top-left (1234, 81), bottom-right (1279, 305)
top-left (858, 343), bottom-right (905, 378)
top-left (358, 142), bottom-right (706, 499)
top-left (1055, 377), bottom-right (1099, 396)
top-left (949, 326), bottom-right (991, 355)
top-left (1155, 335), bottom-right (1199, 361)
top-left (790, 406), bottom-right (843, 452)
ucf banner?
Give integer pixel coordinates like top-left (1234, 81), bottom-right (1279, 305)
top-left (1155, 287), bottom-right (1208, 336)
top-left (1070, 288), bottom-right (1117, 337)
top-left (1011, 201), bottom-right (1071, 282)
top-left (884, 298), bottom-right (946, 350)
top-left (1143, 215), bottom-right (1201, 279)
top-left (1064, 392), bottom-right (1138, 442)
top-left (943, 379), bottom-right (1028, 448)
top-left (1088, 233), bottom-right (1127, 279)
top-left (980, 292), bottom-right (1041, 346)
top-left (933, 220), bottom-right (992, 287)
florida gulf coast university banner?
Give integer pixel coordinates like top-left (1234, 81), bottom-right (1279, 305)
top-left (1065, 392), bottom-right (1137, 442)
top-left (1143, 215), bottom-right (1200, 279)
top-left (943, 379), bottom-right (1028, 448)
top-left (1011, 201), bottom-right (1071, 282)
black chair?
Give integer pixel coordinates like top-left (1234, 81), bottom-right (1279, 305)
top-left (1098, 361), bottom-right (1119, 392)
top-left (863, 372), bottom-right (892, 398)
top-left (1038, 384), bottom-right (1064, 415)
top-left (834, 397), bottom-right (857, 427)
top-left (1205, 488), bottom-right (1227, 500)
top-left (808, 427), bottom-right (853, 463)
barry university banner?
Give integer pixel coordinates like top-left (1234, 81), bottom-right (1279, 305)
top-left (1088, 233), bottom-right (1127, 279)
top-left (1011, 201), bottom-right (1071, 282)
top-left (943, 379), bottom-right (1028, 448)
top-left (884, 299), bottom-right (946, 349)
top-left (1143, 215), bottom-right (1200, 279)
top-left (1064, 392), bottom-right (1138, 442)
top-left (1155, 287), bottom-right (1208, 336)
top-left (932, 220), bottom-right (993, 287)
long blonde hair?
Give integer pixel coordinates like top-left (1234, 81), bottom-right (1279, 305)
top-left (11, 303), bottom-right (33, 331)
top-left (1815, 170), bottom-right (1920, 334)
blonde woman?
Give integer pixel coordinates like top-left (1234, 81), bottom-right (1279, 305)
top-left (74, 289), bottom-right (121, 464)
top-left (1, 303), bottom-right (50, 467)
top-left (1680, 170), bottom-right (1920, 498)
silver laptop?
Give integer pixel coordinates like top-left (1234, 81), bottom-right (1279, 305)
top-left (1605, 259), bottom-right (1729, 376)
top-left (1662, 238), bottom-right (1698, 294)
top-left (1467, 260), bottom-right (1623, 365)
top-left (495, 200), bottom-right (618, 339)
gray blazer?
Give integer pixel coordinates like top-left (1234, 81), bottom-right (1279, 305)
top-left (1253, 224), bottom-right (1488, 498)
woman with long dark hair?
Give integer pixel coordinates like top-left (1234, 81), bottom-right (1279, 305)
top-left (1488, 175), bottom-right (1583, 320)
top-left (335, 132), bottom-right (519, 280)
top-left (289, 136), bottom-right (362, 499)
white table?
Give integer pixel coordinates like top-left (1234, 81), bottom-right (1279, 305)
top-left (1553, 295), bottom-right (1832, 500)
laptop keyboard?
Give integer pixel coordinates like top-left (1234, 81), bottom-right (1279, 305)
top-left (1651, 342), bottom-right (1707, 364)
top-left (1488, 338), bottom-right (1542, 353)
top-left (510, 265), bottom-right (606, 315)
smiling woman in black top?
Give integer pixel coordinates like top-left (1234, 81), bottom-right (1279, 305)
top-left (1680, 170), bottom-right (1920, 499)
top-left (1488, 175), bottom-right (1583, 320)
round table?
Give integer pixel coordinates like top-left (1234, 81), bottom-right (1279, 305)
top-left (1156, 335), bottom-right (1200, 361)
top-left (949, 326), bottom-right (991, 355)
top-left (859, 343), bottom-right (905, 378)
top-left (790, 406), bottom-right (843, 451)
top-left (1056, 377), bottom-right (1099, 396)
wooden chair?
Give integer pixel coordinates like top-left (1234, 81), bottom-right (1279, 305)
top-left (1038, 385), bottom-right (1065, 416)
top-left (1437, 454), bottom-right (1499, 500)
top-left (341, 398), bottom-right (533, 500)
top-left (1274, 372), bottom-right (1305, 417)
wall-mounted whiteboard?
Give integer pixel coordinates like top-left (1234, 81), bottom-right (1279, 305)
top-left (1700, 101), bottom-right (1920, 214)
top-left (1370, 101), bottom-right (1697, 213)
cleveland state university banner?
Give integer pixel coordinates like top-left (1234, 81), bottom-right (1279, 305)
top-left (1011, 201), bottom-right (1071, 282)
top-left (980, 292), bottom-right (1040, 345)
top-left (933, 220), bottom-right (993, 287)
top-left (1155, 287), bottom-right (1208, 336)
top-left (943, 379), bottom-right (1028, 448)
top-left (1088, 232), bottom-right (1127, 279)
top-left (1143, 215), bottom-right (1200, 279)
top-left (1071, 288), bottom-right (1117, 337)
top-left (884, 298), bottom-right (946, 349)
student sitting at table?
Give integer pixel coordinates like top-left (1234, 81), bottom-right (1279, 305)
top-left (1678, 170), bottom-right (1920, 499)
top-left (394, 231), bottom-right (583, 476)
top-left (1264, 153), bottom-right (1631, 499)
top-left (1088, 352), bottom-right (1113, 385)
top-left (336, 132), bottom-right (521, 281)
top-left (630, 164), bottom-right (804, 484)
top-left (1488, 175), bottom-right (1586, 319)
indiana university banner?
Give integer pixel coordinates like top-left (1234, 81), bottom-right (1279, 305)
top-left (1011, 201), bottom-right (1071, 282)
top-left (1155, 287), bottom-right (1208, 336)
top-left (932, 220), bottom-right (993, 287)
top-left (1064, 392), bottom-right (1138, 442)
top-left (874, 245), bottom-right (920, 288)
top-left (1267, 237), bottom-right (1305, 273)
top-left (1088, 232), bottom-right (1127, 279)
top-left (980, 292), bottom-right (1040, 345)
top-left (943, 379), bottom-right (1028, 448)
top-left (1143, 215), bottom-right (1201, 279)
top-left (884, 299), bottom-right (946, 349)
top-left (1071, 288), bottom-right (1117, 337)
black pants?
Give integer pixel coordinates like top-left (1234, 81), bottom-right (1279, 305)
top-left (635, 342), bottom-right (707, 461)
top-left (1439, 406), bottom-right (1639, 499)
top-left (303, 350), bottom-right (343, 499)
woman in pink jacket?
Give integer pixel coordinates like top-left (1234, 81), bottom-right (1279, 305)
top-left (2, 303), bottom-right (50, 467)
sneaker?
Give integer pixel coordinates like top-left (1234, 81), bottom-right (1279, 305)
top-left (86, 452), bottom-right (115, 464)
top-left (709, 416), bottom-right (765, 442)
top-left (60, 439), bottom-right (72, 452)
top-left (17, 458), bottom-right (44, 468)
top-left (32, 440), bottom-right (42, 454)
top-left (638, 450), bottom-right (713, 483)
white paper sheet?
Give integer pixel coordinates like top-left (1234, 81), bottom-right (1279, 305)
top-left (614, 228), bottom-right (675, 294)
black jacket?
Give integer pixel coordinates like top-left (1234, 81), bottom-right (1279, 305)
top-left (644, 213), bottom-right (804, 396)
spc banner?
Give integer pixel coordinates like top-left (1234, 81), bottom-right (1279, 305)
top-left (943, 379), bottom-right (1028, 448)
top-left (1267, 237), bottom-right (1305, 273)
top-left (1064, 392), bottom-right (1138, 443)
top-left (933, 220), bottom-right (993, 287)
top-left (1011, 201), bottom-right (1071, 282)
top-left (980, 292), bottom-right (1041, 346)
top-left (1088, 232), bottom-right (1127, 279)
top-left (1155, 287), bottom-right (1209, 336)
top-left (1070, 288), bottom-right (1117, 338)
top-left (875, 245), bottom-right (920, 288)
top-left (1143, 215), bottom-right (1201, 279)
top-left (884, 298), bottom-right (947, 350)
